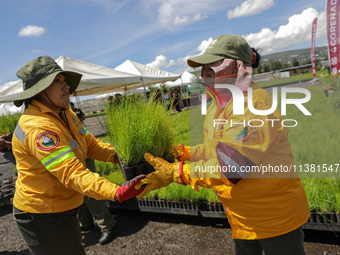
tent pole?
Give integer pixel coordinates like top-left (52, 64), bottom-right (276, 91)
top-left (180, 74), bottom-right (189, 108)
top-left (74, 91), bottom-right (81, 109)
top-left (141, 77), bottom-right (147, 100)
top-left (179, 75), bottom-right (184, 108)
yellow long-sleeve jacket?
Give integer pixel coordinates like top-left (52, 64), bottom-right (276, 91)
top-left (180, 82), bottom-right (310, 240)
top-left (12, 99), bottom-right (119, 213)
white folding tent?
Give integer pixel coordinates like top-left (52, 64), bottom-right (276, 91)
top-left (165, 71), bottom-right (196, 88)
top-left (0, 56), bottom-right (180, 103)
top-left (114, 60), bottom-right (179, 95)
top-left (0, 103), bottom-right (11, 116)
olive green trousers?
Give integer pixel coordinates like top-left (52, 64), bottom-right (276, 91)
top-left (13, 206), bottom-right (85, 255)
top-left (78, 158), bottom-right (116, 232)
top-left (234, 226), bottom-right (306, 255)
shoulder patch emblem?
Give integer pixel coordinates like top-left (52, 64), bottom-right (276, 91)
top-left (232, 124), bottom-right (257, 144)
top-left (36, 131), bottom-right (60, 151)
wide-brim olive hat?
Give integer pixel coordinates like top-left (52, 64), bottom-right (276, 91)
top-left (14, 55), bottom-right (82, 107)
top-left (187, 34), bottom-right (253, 68)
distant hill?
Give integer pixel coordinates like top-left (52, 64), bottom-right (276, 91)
top-left (261, 46), bottom-right (328, 64)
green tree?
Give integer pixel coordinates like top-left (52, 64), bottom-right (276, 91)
top-left (269, 60), bottom-right (282, 71)
top-left (292, 58), bottom-right (300, 67)
top-left (263, 64), bottom-right (270, 73)
top-left (303, 58), bottom-right (312, 65)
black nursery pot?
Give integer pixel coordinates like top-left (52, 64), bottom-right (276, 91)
top-left (119, 161), bottom-right (155, 181)
top-left (118, 156), bottom-right (174, 181)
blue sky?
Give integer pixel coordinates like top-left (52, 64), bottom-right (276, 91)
top-left (0, 0), bottom-right (326, 93)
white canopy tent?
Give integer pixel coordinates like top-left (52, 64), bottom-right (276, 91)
top-left (0, 56), bottom-right (180, 103)
top-left (0, 103), bottom-right (23, 116)
top-left (165, 71), bottom-right (197, 88)
top-left (0, 103), bottom-right (11, 116)
top-left (114, 60), bottom-right (179, 95)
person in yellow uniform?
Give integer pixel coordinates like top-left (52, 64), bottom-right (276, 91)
top-left (70, 101), bottom-right (117, 245)
top-left (136, 35), bottom-right (310, 255)
top-left (11, 56), bottom-right (144, 255)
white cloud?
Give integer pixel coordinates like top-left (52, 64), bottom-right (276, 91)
top-left (146, 55), bottom-right (175, 69)
top-left (244, 8), bottom-right (323, 54)
top-left (147, 37), bottom-right (214, 73)
top-left (90, 0), bottom-right (129, 12)
top-left (193, 13), bottom-right (208, 22)
top-left (147, 0), bottom-right (228, 27)
top-left (18, 25), bottom-right (46, 37)
top-left (197, 37), bottom-right (213, 53)
top-left (146, 7), bottom-right (326, 74)
top-left (173, 12), bottom-right (208, 25)
top-left (146, 39), bottom-right (213, 76)
top-left (227, 0), bottom-right (274, 19)
top-left (174, 16), bottom-right (190, 25)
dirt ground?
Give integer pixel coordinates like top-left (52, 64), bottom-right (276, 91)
top-left (0, 206), bottom-right (339, 255)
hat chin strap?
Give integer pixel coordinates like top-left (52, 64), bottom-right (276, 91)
top-left (44, 91), bottom-right (66, 112)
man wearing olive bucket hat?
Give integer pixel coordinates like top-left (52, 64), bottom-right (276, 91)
top-left (11, 56), bottom-right (145, 255)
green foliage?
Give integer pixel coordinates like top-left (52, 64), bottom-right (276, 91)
top-left (284, 86), bottom-right (340, 212)
top-left (257, 70), bottom-right (329, 88)
top-left (105, 94), bottom-right (174, 165)
top-left (286, 87), bottom-right (340, 169)
top-left (320, 76), bottom-right (340, 109)
top-left (0, 113), bottom-right (21, 135)
top-left (302, 179), bottom-right (340, 213)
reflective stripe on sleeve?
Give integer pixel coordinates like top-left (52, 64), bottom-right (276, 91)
top-left (78, 126), bottom-right (89, 137)
top-left (14, 124), bottom-right (27, 144)
top-left (69, 139), bottom-right (78, 149)
top-left (41, 146), bottom-right (75, 171)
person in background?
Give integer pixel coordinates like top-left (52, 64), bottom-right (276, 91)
top-left (70, 101), bottom-right (117, 244)
top-left (173, 88), bottom-right (182, 112)
top-left (162, 89), bottom-right (171, 111)
top-left (78, 158), bottom-right (118, 244)
top-left (0, 134), bottom-right (16, 165)
top-left (11, 56), bottom-right (145, 255)
top-left (70, 102), bottom-right (85, 122)
top-left (107, 96), bottom-right (114, 110)
top-left (114, 93), bottom-right (122, 106)
top-left (137, 35), bottom-right (310, 255)
top-left (0, 134), bottom-right (12, 150)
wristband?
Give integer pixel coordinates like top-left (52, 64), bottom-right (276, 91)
top-left (179, 161), bottom-right (186, 185)
top-left (176, 143), bottom-right (185, 161)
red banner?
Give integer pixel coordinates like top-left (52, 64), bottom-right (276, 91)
top-left (311, 18), bottom-right (318, 77)
top-left (327, 0), bottom-right (340, 76)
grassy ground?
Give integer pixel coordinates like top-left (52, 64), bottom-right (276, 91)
top-left (96, 79), bottom-right (340, 212)
top-left (256, 69), bottom-right (329, 88)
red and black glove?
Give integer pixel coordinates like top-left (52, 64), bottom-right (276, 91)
top-left (115, 175), bottom-right (146, 202)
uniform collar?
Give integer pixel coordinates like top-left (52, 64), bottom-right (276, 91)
top-left (29, 99), bottom-right (70, 115)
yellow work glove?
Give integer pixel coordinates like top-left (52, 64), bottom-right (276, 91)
top-left (172, 143), bottom-right (190, 162)
top-left (135, 153), bottom-right (188, 199)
